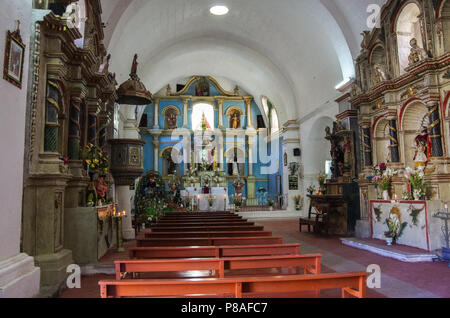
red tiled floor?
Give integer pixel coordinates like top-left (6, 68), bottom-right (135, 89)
top-left (58, 218), bottom-right (448, 299)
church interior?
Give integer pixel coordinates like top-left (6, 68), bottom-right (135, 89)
top-left (1, 0), bottom-right (450, 300)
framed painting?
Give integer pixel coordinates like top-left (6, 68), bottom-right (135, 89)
top-left (3, 23), bottom-right (25, 89)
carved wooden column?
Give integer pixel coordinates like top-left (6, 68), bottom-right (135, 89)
top-left (44, 80), bottom-right (61, 153)
top-left (427, 102), bottom-right (444, 158)
top-left (362, 125), bottom-right (373, 168)
top-left (68, 95), bottom-right (82, 160)
top-left (153, 139), bottom-right (160, 172)
top-left (388, 116), bottom-right (400, 163)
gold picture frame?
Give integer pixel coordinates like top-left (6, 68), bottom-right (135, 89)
top-left (3, 21), bottom-right (25, 89)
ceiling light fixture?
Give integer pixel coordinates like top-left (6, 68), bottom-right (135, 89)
top-left (210, 5), bottom-right (229, 16)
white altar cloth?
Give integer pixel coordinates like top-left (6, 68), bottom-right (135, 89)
top-left (181, 187), bottom-right (228, 211)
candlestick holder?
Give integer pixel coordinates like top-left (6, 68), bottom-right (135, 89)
top-left (433, 209), bottom-right (450, 267)
top-left (114, 215), bottom-right (125, 253)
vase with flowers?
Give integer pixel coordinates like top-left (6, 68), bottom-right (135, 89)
top-left (293, 195), bottom-right (303, 211)
top-left (318, 172), bottom-right (327, 194)
top-left (372, 166), bottom-right (397, 200)
top-left (405, 167), bottom-right (427, 201)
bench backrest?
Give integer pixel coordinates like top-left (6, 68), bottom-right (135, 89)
top-left (99, 272), bottom-right (368, 298)
top-left (115, 254), bottom-right (322, 280)
top-left (149, 225), bottom-right (265, 232)
top-left (128, 244), bottom-right (301, 259)
top-left (144, 231), bottom-right (273, 238)
top-left (154, 221), bottom-right (254, 227)
top-left (136, 236), bottom-right (283, 247)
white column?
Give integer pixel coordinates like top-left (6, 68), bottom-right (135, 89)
top-left (117, 185), bottom-right (135, 240)
top-left (248, 139), bottom-right (254, 176)
top-left (153, 140), bottom-right (160, 172)
top-left (245, 97), bottom-right (253, 128)
top-left (217, 99), bottom-right (224, 128)
top-left (183, 99), bottom-right (189, 128)
top-left (154, 99), bottom-right (160, 128)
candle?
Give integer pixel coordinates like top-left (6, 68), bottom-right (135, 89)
top-left (445, 204), bottom-right (448, 214)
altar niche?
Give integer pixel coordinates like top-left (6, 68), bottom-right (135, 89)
top-left (226, 147), bottom-right (245, 176)
top-left (162, 106), bottom-right (180, 130)
top-left (161, 147), bottom-right (180, 176)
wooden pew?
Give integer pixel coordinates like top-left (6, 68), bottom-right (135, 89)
top-left (155, 221), bottom-right (253, 226)
top-left (149, 225), bottom-right (264, 232)
top-left (159, 216), bottom-right (245, 222)
top-left (161, 213), bottom-right (238, 218)
top-left (136, 236), bottom-right (283, 247)
top-left (144, 231), bottom-right (273, 238)
top-left (99, 272), bottom-right (368, 298)
top-left (115, 254), bottom-right (322, 280)
top-left (129, 244), bottom-right (301, 259)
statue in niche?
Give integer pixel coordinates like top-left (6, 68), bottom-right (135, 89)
top-left (351, 80), bottom-right (362, 97)
top-left (195, 77), bottom-right (210, 96)
top-left (165, 109), bottom-right (178, 130)
top-left (163, 151), bottom-right (177, 175)
top-left (230, 111), bottom-right (241, 129)
top-left (373, 64), bottom-right (388, 84)
top-left (413, 126), bottom-right (432, 168)
top-left (408, 38), bottom-right (428, 66)
top-left (326, 124), bottom-right (345, 179)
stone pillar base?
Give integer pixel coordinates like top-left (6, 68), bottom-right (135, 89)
top-left (355, 220), bottom-right (371, 238)
top-left (123, 229), bottom-right (136, 241)
top-left (0, 253), bottom-right (40, 298)
top-left (34, 249), bottom-right (73, 288)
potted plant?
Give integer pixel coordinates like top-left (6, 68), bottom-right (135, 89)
top-left (208, 194), bottom-right (215, 211)
top-left (293, 195), bottom-right (303, 211)
top-left (268, 200), bottom-right (275, 211)
top-left (232, 194), bottom-right (245, 212)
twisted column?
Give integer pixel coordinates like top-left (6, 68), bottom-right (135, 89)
top-left (388, 117), bottom-right (400, 163)
top-left (427, 102), bottom-right (444, 157)
top-left (68, 96), bottom-right (81, 160)
top-left (362, 126), bottom-right (373, 167)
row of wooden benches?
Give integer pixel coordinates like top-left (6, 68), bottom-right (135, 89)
top-left (99, 212), bottom-right (368, 298)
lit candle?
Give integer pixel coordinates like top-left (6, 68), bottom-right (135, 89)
top-left (445, 204), bottom-right (448, 214)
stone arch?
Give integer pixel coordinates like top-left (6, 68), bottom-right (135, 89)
top-left (400, 101), bottom-right (428, 166)
top-left (369, 44), bottom-right (388, 86)
top-left (373, 117), bottom-right (391, 165)
top-left (439, 0), bottom-right (450, 51)
top-left (160, 146), bottom-right (182, 176)
top-left (394, 1), bottom-right (424, 75)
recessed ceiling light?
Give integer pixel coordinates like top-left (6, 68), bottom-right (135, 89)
top-left (210, 5), bottom-right (229, 16)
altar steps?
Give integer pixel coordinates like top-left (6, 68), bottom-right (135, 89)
top-left (341, 238), bottom-right (436, 263)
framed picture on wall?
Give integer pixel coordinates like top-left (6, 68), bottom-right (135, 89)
top-left (3, 21), bottom-right (25, 89)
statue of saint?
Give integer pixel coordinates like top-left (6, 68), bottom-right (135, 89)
top-left (230, 112), bottom-right (240, 129)
top-left (408, 38), bottom-right (428, 66)
top-left (166, 111), bottom-right (177, 129)
top-left (373, 64), bottom-right (387, 84)
top-left (413, 126), bottom-right (432, 168)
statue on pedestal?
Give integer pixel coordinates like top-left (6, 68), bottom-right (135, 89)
top-left (413, 126), bottom-right (432, 168)
top-left (408, 38), bottom-right (428, 66)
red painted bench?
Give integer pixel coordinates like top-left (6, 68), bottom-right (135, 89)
top-left (136, 236), bottom-right (283, 247)
top-left (99, 272), bottom-right (368, 298)
top-left (149, 225), bottom-right (265, 232)
top-left (144, 231), bottom-right (273, 239)
top-left (128, 244), bottom-right (301, 259)
top-left (114, 254), bottom-right (322, 280)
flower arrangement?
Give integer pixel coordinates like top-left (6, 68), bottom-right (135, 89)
top-left (384, 207), bottom-right (408, 244)
top-left (83, 143), bottom-right (109, 175)
top-left (293, 195), bottom-right (303, 211)
top-left (268, 200), bottom-right (275, 207)
top-left (372, 167), bottom-right (397, 191)
top-left (208, 194), bottom-right (216, 207)
top-left (232, 194), bottom-right (245, 207)
top-left (404, 167), bottom-right (427, 200)
top-left (318, 172), bottom-right (327, 187)
top-left (306, 185), bottom-right (316, 196)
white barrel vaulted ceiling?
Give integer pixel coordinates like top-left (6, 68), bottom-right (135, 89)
top-left (101, 0), bottom-right (387, 123)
